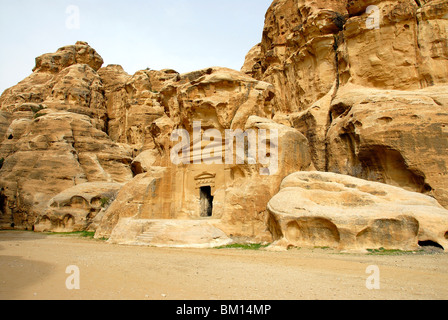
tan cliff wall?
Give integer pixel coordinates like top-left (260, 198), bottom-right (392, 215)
top-left (0, 1), bottom-right (447, 251)
top-left (242, 0), bottom-right (448, 208)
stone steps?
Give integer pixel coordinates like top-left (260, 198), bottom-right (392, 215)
top-left (124, 219), bottom-right (233, 248)
top-left (135, 221), bottom-right (168, 244)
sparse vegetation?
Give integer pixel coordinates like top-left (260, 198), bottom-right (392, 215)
top-left (45, 231), bottom-right (109, 241)
top-left (32, 104), bottom-right (47, 119)
top-left (366, 247), bottom-right (421, 255)
top-left (46, 231), bottom-right (96, 239)
top-left (100, 197), bottom-right (110, 208)
top-left (215, 243), bottom-right (270, 250)
top-left (30, 104), bottom-right (45, 114)
top-left (99, 192), bottom-right (118, 209)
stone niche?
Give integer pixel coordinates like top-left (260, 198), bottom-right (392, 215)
top-left (167, 130), bottom-right (231, 219)
top-left (170, 164), bottom-right (231, 220)
top-left (196, 172), bottom-right (217, 218)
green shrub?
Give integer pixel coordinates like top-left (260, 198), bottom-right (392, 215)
top-left (366, 247), bottom-right (420, 255)
top-left (47, 231), bottom-right (95, 239)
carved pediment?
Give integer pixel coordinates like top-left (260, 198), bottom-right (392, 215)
top-left (195, 172), bottom-right (216, 181)
top-left (195, 172), bottom-right (216, 189)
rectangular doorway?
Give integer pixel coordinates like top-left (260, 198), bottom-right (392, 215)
top-left (200, 186), bottom-right (214, 217)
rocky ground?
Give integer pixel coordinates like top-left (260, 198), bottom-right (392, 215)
top-left (0, 231), bottom-right (447, 300)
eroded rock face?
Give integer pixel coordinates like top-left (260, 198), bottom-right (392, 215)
top-left (98, 66), bottom-right (178, 150)
top-left (1, 0), bottom-right (447, 251)
top-left (243, 0), bottom-right (348, 113)
top-left (341, 0), bottom-right (448, 89)
top-left (246, 0), bottom-right (448, 112)
top-left (34, 182), bottom-right (122, 233)
top-left (159, 67), bottom-right (275, 131)
top-left (268, 171), bottom-right (448, 251)
top-left (0, 43), bottom-right (133, 230)
top-left (33, 41), bottom-right (104, 73)
top-left (244, 0), bottom-right (448, 208)
top-left (0, 44), bottom-right (107, 132)
top-left (0, 111), bottom-right (133, 230)
top-left (326, 85), bottom-right (448, 207)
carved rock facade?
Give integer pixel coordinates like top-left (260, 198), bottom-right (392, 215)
top-left (0, 0), bottom-right (447, 251)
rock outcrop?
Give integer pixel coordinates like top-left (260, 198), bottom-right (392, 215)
top-left (0, 42), bottom-right (133, 230)
top-left (94, 73), bottom-right (313, 243)
top-left (326, 84), bottom-right (448, 207)
top-left (268, 171), bottom-right (448, 251)
top-left (34, 182), bottom-right (122, 233)
top-left (243, 0), bottom-right (448, 208)
top-left (98, 65), bottom-right (178, 151)
top-left (0, 0), bottom-right (447, 252)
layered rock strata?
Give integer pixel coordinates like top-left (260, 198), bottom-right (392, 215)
top-left (0, 0), bottom-right (447, 251)
top-left (242, 0), bottom-right (448, 208)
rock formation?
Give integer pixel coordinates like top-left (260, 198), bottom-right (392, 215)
top-left (242, 0), bottom-right (448, 209)
top-left (0, 0), bottom-right (447, 252)
top-left (0, 42), bottom-right (133, 230)
top-left (34, 182), bottom-right (123, 233)
top-left (94, 72), bottom-right (313, 244)
top-left (268, 171), bottom-right (448, 251)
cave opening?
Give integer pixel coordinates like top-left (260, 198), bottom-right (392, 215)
top-left (418, 240), bottom-right (444, 250)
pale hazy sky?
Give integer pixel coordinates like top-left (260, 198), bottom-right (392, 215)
top-left (0, 0), bottom-right (272, 94)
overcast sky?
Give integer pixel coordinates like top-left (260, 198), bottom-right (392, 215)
top-left (0, 0), bottom-right (272, 94)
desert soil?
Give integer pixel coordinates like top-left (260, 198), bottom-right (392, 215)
top-left (0, 231), bottom-right (447, 300)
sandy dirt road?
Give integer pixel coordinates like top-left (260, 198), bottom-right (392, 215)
top-left (0, 231), bottom-right (447, 300)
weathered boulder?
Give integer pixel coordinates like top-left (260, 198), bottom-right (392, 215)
top-left (34, 182), bottom-right (122, 233)
top-left (94, 167), bottom-right (171, 239)
top-left (268, 171), bottom-right (448, 251)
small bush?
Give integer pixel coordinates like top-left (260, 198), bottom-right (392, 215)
top-left (34, 113), bottom-right (45, 119)
top-left (100, 197), bottom-right (110, 208)
top-left (30, 104), bottom-right (45, 114)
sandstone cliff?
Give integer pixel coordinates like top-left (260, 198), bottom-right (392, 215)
top-left (242, 0), bottom-right (448, 209)
top-left (0, 0), bottom-right (447, 252)
top-left (0, 42), bottom-right (133, 230)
